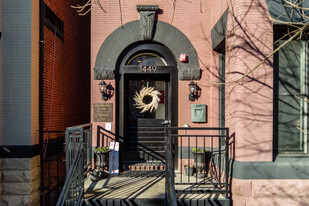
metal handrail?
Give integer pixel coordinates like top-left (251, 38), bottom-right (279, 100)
top-left (165, 127), bottom-right (177, 206)
top-left (166, 127), bottom-right (230, 199)
top-left (40, 130), bottom-right (65, 206)
top-left (56, 143), bottom-right (83, 206)
top-left (57, 123), bottom-right (92, 206)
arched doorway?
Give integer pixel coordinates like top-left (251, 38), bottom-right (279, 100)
top-left (117, 43), bottom-right (178, 168)
top-left (93, 17), bottom-right (201, 171)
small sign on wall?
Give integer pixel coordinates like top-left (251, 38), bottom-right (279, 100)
top-left (94, 103), bottom-right (113, 122)
top-left (191, 104), bottom-right (207, 123)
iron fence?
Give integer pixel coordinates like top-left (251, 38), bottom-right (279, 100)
top-left (166, 127), bottom-right (230, 199)
top-left (41, 131), bottom-right (66, 206)
top-left (56, 123), bottom-right (92, 206)
top-left (165, 127), bottom-right (177, 206)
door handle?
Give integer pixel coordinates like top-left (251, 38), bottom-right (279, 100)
top-left (161, 120), bottom-right (171, 125)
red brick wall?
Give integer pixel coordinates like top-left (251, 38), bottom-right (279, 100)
top-left (43, 0), bottom-right (90, 132)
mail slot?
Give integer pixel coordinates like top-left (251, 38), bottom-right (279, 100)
top-left (191, 104), bottom-right (207, 123)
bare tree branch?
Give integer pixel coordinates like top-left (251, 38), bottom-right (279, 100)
top-left (207, 0), bottom-right (309, 85)
top-left (294, 94), bottom-right (309, 103)
top-left (297, 126), bottom-right (309, 134)
top-left (71, 0), bottom-right (106, 16)
top-left (208, 21), bottom-right (309, 85)
top-left (283, 0), bottom-right (309, 11)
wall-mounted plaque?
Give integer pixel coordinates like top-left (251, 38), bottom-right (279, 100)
top-left (94, 103), bottom-right (113, 122)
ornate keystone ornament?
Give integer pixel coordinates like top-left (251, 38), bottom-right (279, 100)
top-left (137, 5), bottom-right (159, 40)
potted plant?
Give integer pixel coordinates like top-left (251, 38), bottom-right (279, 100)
top-left (184, 164), bottom-right (195, 176)
top-left (191, 148), bottom-right (211, 178)
top-left (191, 148), bottom-right (205, 163)
top-left (91, 146), bottom-right (111, 180)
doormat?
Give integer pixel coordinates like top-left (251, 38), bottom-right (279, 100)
top-left (118, 170), bottom-right (165, 178)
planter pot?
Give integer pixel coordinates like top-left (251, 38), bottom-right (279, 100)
top-left (192, 152), bottom-right (205, 179)
top-left (192, 151), bottom-right (211, 178)
top-left (89, 169), bottom-right (101, 181)
top-left (184, 165), bottom-right (195, 176)
top-left (94, 149), bottom-right (111, 178)
top-left (193, 152), bottom-right (204, 164)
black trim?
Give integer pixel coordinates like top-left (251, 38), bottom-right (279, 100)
top-left (118, 43), bottom-right (177, 68)
top-left (211, 9), bottom-right (228, 52)
top-left (211, 154), bottom-right (309, 179)
top-left (0, 145), bottom-right (40, 158)
top-left (231, 158), bottom-right (309, 179)
top-left (218, 53), bottom-right (225, 147)
top-left (117, 43), bottom-right (178, 170)
top-left (122, 66), bottom-right (172, 74)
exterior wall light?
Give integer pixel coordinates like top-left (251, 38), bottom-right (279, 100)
top-left (188, 81), bottom-right (196, 101)
top-left (99, 80), bottom-right (108, 101)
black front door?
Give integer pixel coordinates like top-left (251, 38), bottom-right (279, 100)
top-left (123, 66), bottom-right (172, 163)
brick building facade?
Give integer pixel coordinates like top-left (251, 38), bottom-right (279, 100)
top-left (90, 0), bottom-right (309, 205)
top-left (0, 0), bottom-right (309, 205)
top-left (0, 0), bottom-right (90, 205)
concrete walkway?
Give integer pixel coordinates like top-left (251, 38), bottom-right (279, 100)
top-left (84, 174), bottom-right (165, 205)
top-left (83, 172), bottom-right (230, 206)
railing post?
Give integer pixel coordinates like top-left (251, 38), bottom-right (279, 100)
top-left (225, 128), bottom-right (229, 199)
top-left (65, 129), bottom-right (70, 174)
top-left (80, 127), bottom-right (84, 205)
top-left (164, 126), bottom-right (168, 205)
top-left (219, 131), bottom-right (222, 187)
top-left (57, 123), bottom-right (92, 206)
top-left (164, 126), bottom-right (177, 206)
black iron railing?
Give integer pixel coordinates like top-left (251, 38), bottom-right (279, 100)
top-left (41, 131), bottom-right (66, 206)
top-left (166, 127), bottom-right (230, 199)
top-left (165, 127), bottom-right (177, 206)
top-left (56, 123), bottom-right (92, 206)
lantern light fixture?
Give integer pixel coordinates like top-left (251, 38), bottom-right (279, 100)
top-left (99, 80), bottom-right (108, 101)
top-left (188, 81), bottom-right (196, 101)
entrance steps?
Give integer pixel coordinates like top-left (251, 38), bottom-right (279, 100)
top-left (83, 171), bottom-right (230, 206)
top-left (125, 161), bottom-right (165, 171)
top-left (84, 172), bottom-right (165, 206)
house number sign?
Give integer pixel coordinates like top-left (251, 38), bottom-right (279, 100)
top-left (139, 66), bottom-right (157, 73)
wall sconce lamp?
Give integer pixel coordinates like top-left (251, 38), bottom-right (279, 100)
top-left (99, 80), bottom-right (108, 101)
top-left (188, 81), bottom-right (196, 101)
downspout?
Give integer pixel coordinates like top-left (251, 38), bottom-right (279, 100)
top-left (39, 0), bottom-right (44, 205)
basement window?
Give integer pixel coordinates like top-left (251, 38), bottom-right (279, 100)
top-left (44, 4), bottom-right (64, 40)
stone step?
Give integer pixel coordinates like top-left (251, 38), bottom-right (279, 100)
top-left (125, 162), bottom-right (165, 171)
top-left (128, 164), bottom-right (165, 171)
top-left (85, 198), bottom-right (165, 206)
